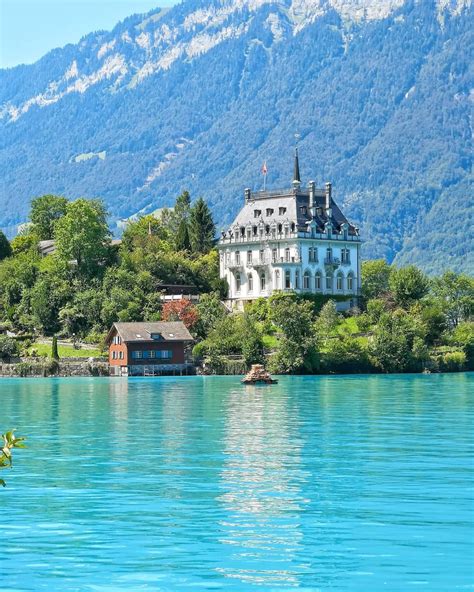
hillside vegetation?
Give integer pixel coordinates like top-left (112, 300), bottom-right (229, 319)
top-left (0, 0), bottom-right (472, 274)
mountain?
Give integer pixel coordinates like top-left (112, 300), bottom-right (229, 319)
top-left (0, 0), bottom-right (472, 274)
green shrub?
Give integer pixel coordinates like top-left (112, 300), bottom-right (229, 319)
top-left (438, 351), bottom-right (466, 372)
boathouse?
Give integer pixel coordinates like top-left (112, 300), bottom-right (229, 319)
top-left (106, 321), bottom-right (194, 376)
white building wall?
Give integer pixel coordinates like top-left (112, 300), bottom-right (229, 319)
top-left (219, 237), bottom-right (360, 306)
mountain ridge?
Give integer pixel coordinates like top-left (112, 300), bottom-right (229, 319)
top-left (0, 0), bottom-right (472, 274)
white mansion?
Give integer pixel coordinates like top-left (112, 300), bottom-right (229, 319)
top-left (218, 151), bottom-right (361, 308)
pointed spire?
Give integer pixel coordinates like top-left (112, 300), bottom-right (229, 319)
top-left (293, 147), bottom-right (301, 189)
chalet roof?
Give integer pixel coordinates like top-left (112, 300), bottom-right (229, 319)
top-left (107, 321), bottom-right (193, 344)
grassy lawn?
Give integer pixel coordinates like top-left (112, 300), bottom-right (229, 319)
top-left (30, 343), bottom-right (104, 359)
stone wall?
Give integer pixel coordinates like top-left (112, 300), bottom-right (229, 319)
top-left (0, 358), bottom-right (109, 378)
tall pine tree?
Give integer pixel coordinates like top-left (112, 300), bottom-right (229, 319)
top-left (0, 231), bottom-right (12, 261)
top-left (173, 190), bottom-right (192, 251)
top-left (190, 198), bottom-right (215, 254)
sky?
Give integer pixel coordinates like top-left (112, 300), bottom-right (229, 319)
top-left (0, 0), bottom-right (178, 69)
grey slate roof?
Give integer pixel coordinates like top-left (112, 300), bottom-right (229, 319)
top-left (107, 321), bottom-right (193, 344)
top-left (227, 187), bottom-right (357, 235)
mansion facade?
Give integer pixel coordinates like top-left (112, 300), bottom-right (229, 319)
top-left (218, 151), bottom-right (361, 308)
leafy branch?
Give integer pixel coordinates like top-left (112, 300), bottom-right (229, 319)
top-left (0, 430), bottom-right (26, 487)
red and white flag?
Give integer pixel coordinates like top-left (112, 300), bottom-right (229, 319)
top-left (261, 161), bottom-right (268, 175)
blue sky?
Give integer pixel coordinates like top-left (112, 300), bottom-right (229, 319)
top-left (0, 0), bottom-right (177, 69)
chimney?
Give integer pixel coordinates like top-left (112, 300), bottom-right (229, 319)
top-left (325, 182), bottom-right (332, 218)
top-left (244, 188), bottom-right (251, 203)
top-left (308, 180), bottom-right (316, 218)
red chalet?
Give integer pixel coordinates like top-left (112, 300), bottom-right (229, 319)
top-left (106, 321), bottom-right (194, 377)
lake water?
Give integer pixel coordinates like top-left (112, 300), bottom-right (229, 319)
top-left (0, 374), bottom-right (473, 591)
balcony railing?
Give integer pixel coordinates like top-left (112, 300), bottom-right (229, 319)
top-left (324, 257), bottom-right (341, 267)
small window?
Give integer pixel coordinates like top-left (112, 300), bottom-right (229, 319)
top-left (150, 333), bottom-right (163, 340)
top-left (240, 227), bottom-right (245, 237)
top-left (254, 209), bottom-right (261, 218)
top-left (277, 224), bottom-right (283, 233)
top-left (248, 273), bottom-right (253, 292)
top-left (337, 274), bottom-right (343, 291)
top-left (308, 247), bottom-right (313, 262)
top-left (266, 208), bottom-right (274, 216)
top-left (260, 272), bottom-right (266, 291)
top-left (285, 270), bottom-right (291, 289)
top-left (285, 248), bottom-right (290, 262)
top-left (236, 272), bottom-right (241, 293)
top-left (300, 206), bottom-right (307, 215)
top-left (279, 207), bottom-right (286, 216)
top-left (265, 225), bottom-right (270, 234)
top-left (295, 270), bottom-right (300, 290)
top-left (272, 248), bottom-right (277, 263)
top-left (247, 250), bottom-right (252, 264)
top-left (132, 351), bottom-right (143, 360)
top-left (326, 248), bottom-right (333, 263)
top-left (259, 249), bottom-right (265, 263)
top-left (290, 222), bottom-right (296, 233)
top-left (252, 226), bottom-right (258, 236)
top-left (347, 275), bottom-right (354, 291)
top-left (119, 351), bottom-right (124, 360)
top-left (112, 351), bottom-right (117, 360)
top-left (235, 251), bottom-right (240, 265)
top-left (326, 275), bottom-right (333, 290)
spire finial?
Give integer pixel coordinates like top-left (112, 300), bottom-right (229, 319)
top-left (293, 146), bottom-right (301, 188)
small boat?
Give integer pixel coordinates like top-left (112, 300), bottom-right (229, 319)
top-left (241, 364), bottom-right (278, 385)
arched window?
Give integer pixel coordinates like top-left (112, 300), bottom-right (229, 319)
top-left (260, 272), bottom-right (266, 292)
top-left (347, 273), bottom-right (354, 292)
top-left (295, 270), bottom-right (300, 290)
top-left (285, 270), bottom-right (291, 289)
top-left (236, 273), bottom-right (241, 293)
top-left (336, 273), bottom-right (343, 291)
top-left (326, 274), bottom-right (333, 291)
top-left (248, 273), bottom-right (254, 292)
top-left (303, 270), bottom-right (311, 290)
top-left (315, 272), bottom-right (322, 291)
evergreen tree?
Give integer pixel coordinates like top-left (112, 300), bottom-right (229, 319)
top-left (0, 231), bottom-right (12, 261)
top-left (176, 218), bottom-right (191, 251)
top-left (190, 198), bottom-right (215, 254)
top-left (51, 336), bottom-right (59, 360)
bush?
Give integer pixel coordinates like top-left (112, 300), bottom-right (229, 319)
top-left (0, 335), bottom-right (20, 360)
top-left (438, 351), bottom-right (466, 372)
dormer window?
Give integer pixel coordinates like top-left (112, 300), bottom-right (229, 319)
top-left (266, 208), bottom-right (274, 216)
top-left (300, 206), bottom-right (307, 215)
top-left (279, 207), bottom-right (286, 216)
top-left (150, 333), bottom-right (163, 340)
top-left (254, 209), bottom-right (262, 218)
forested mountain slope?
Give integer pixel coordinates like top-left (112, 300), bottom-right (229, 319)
top-left (0, 0), bottom-right (472, 273)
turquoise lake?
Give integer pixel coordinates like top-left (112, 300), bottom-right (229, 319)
top-left (0, 374), bottom-right (473, 591)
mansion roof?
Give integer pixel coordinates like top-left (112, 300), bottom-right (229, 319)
top-left (220, 151), bottom-right (359, 242)
top-left (226, 186), bottom-right (358, 237)
top-left (106, 322), bottom-right (193, 344)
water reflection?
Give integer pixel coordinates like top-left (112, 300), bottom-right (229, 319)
top-left (217, 386), bottom-right (308, 586)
